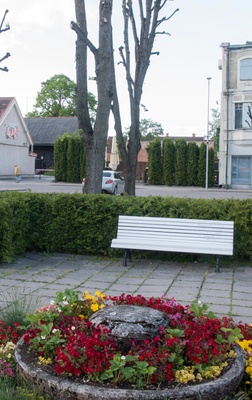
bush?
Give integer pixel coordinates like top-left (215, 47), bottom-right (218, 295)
top-left (0, 192), bottom-right (251, 262)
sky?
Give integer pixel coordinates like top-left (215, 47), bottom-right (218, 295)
top-left (1, 0), bottom-right (251, 137)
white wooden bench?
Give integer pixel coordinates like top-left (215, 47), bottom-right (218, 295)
top-left (111, 216), bottom-right (234, 272)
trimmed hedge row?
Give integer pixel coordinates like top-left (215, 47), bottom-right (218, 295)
top-left (0, 192), bottom-right (251, 263)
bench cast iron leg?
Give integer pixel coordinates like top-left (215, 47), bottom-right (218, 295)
top-left (123, 249), bottom-right (131, 267)
top-left (216, 256), bottom-right (220, 273)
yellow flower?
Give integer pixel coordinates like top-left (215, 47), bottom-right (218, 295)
top-left (38, 356), bottom-right (52, 365)
top-left (91, 303), bottom-right (99, 312)
top-left (175, 367), bottom-right (196, 384)
top-left (95, 290), bottom-right (106, 299)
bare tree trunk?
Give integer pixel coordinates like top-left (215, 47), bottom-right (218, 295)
top-left (112, 0), bottom-right (178, 196)
top-left (73, 0), bottom-right (178, 195)
top-left (72, 0), bottom-right (114, 193)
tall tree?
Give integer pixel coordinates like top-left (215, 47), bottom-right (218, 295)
top-left (147, 139), bottom-right (163, 184)
top-left (198, 142), bottom-right (206, 187)
top-left (71, 1), bottom-right (178, 195)
top-left (209, 108), bottom-right (220, 156)
top-left (124, 118), bottom-right (164, 140)
top-left (26, 74), bottom-right (96, 118)
top-left (0, 9), bottom-right (10, 72)
top-left (71, 0), bottom-right (114, 193)
top-left (174, 138), bottom-right (187, 186)
top-left (186, 142), bottom-right (199, 186)
top-left (112, 1), bottom-right (179, 195)
top-left (163, 137), bottom-right (175, 186)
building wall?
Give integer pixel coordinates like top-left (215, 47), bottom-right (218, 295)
top-left (0, 103), bottom-right (35, 178)
top-left (218, 42), bottom-right (252, 189)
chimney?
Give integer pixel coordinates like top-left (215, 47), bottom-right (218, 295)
top-left (166, 132), bottom-right (169, 137)
top-left (192, 133), bottom-right (196, 138)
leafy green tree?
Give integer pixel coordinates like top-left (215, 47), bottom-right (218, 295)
top-left (162, 138), bottom-right (175, 186)
top-left (26, 74), bottom-right (96, 118)
top-left (187, 142), bottom-right (199, 186)
top-left (125, 118), bottom-right (164, 140)
top-left (209, 108), bottom-right (220, 156)
top-left (174, 139), bottom-right (187, 186)
top-left (147, 139), bottom-right (163, 185)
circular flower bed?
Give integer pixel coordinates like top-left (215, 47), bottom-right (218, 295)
top-left (15, 290), bottom-right (247, 399)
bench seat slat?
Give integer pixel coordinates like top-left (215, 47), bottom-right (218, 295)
top-left (111, 238), bottom-right (233, 255)
top-left (111, 216), bottom-right (234, 269)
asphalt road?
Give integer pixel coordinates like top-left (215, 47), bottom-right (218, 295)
top-left (1, 175), bottom-right (252, 199)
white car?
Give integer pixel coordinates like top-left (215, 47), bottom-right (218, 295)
top-left (82, 170), bottom-right (125, 195)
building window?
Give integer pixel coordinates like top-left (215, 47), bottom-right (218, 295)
top-left (235, 103), bottom-right (242, 129)
top-left (234, 102), bottom-right (252, 129)
top-left (240, 58), bottom-right (252, 80)
top-left (232, 156), bottom-right (251, 185)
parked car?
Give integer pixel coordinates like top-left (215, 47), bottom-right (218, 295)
top-left (82, 170), bottom-right (125, 195)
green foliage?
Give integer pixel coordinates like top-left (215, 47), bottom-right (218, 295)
top-left (100, 354), bottom-right (156, 389)
top-left (26, 74), bottom-right (96, 118)
top-left (163, 138), bottom-right (175, 185)
top-left (198, 142), bottom-right (206, 186)
top-left (0, 192), bottom-right (252, 262)
top-left (174, 138), bottom-right (187, 185)
top-left (209, 108), bottom-right (220, 156)
top-left (208, 147), bottom-right (215, 187)
top-left (0, 378), bottom-right (44, 400)
top-left (189, 302), bottom-right (216, 319)
top-left (216, 327), bottom-right (244, 344)
top-left (124, 118), bottom-right (164, 140)
top-left (54, 131), bottom-right (85, 183)
top-left (187, 142), bottom-right (199, 186)
top-left (54, 134), bottom-right (68, 182)
top-left (147, 139), bottom-right (163, 184)
top-left (0, 289), bottom-right (39, 327)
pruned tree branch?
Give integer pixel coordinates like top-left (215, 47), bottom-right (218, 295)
top-left (0, 9), bottom-right (9, 32)
top-left (155, 31), bottom-right (171, 35)
top-left (156, 7), bottom-right (179, 27)
top-left (0, 52), bottom-right (10, 63)
top-left (1, 10), bottom-right (10, 72)
top-left (70, 21), bottom-right (97, 55)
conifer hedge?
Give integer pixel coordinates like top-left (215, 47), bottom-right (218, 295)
top-left (54, 131), bottom-right (85, 183)
top-left (0, 192), bottom-right (251, 263)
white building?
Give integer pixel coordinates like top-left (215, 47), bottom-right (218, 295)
top-left (0, 97), bottom-right (36, 178)
top-left (218, 41), bottom-right (252, 189)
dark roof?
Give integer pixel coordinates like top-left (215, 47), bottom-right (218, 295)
top-left (169, 136), bottom-right (205, 142)
top-left (24, 117), bottom-right (79, 145)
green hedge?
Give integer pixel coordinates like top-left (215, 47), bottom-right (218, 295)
top-left (0, 192), bottom-right (251, 263)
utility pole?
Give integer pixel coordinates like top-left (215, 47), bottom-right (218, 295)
top-left (205, 77), bottom-right (211, 190)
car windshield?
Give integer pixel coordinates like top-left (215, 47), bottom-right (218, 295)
top-left (103, 171), bottom-right (112, 178)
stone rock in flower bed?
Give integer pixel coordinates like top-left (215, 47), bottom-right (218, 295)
top-left (89, 304), bottom-right (169, 344)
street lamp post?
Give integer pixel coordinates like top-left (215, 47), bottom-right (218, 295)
top-left (206, 77), bottom-right (211, 190)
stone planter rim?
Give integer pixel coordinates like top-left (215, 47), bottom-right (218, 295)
top-left (15, 339), bottom-right (246, 400)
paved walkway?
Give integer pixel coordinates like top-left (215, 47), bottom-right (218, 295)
top-left (0, 252), bottom-right (251, 324)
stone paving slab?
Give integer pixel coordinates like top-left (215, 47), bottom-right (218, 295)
top-left (0, 252), bottom-right (252, 325)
